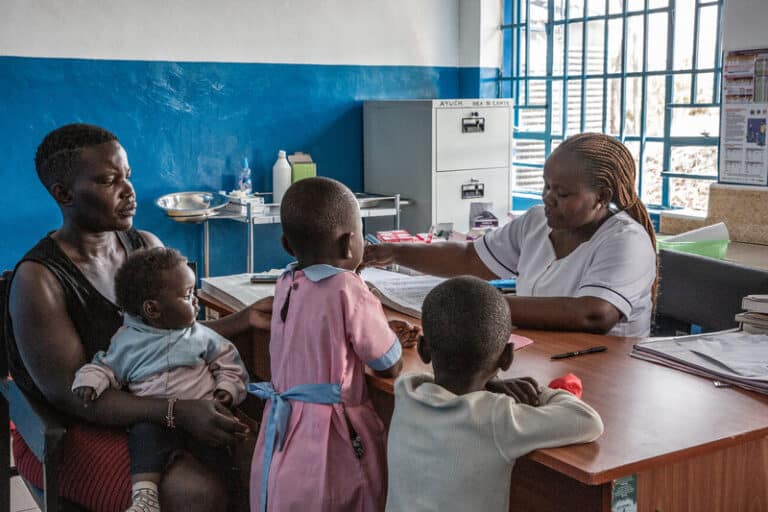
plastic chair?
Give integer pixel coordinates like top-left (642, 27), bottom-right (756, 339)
top-left (653, 250), bottom-right (768, 336)
top-left (0, 270), bottom-right (85, 511)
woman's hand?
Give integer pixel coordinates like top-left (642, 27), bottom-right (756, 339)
top-left (485, 377), bottom-right (541, 406)
top-left (389, 319), bottom-right (422, 349)
top-left (246, 296), bottom-right (274, 331)
top-left (175, 399), bottom-right (250, 447)
top-left (362, 244), bottom-right (396, 268)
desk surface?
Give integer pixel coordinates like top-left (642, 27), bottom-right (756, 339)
top-left (198, 291), bottom-right (768, 489)
top-left (726, 241), bottom-right (768, 270)
top-left (366, 321), bottom-right (768, 486)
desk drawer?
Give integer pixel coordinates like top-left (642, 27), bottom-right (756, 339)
top-left (435, 107), bottom-right (511, 171)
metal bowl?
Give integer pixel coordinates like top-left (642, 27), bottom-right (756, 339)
top-left (155, 191), bottom-right (229, 218)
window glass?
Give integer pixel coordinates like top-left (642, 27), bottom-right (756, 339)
top-left (502, 0), bottom-right (721, 211)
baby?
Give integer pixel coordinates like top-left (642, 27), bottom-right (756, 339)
top-left (72, 247), bottom-right (248, 512)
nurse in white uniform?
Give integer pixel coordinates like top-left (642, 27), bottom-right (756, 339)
top-left (363, 133), bottom-right (658, 337)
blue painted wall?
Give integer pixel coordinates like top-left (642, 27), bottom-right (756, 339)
top-left (0, 57), bottom-right (482, 274)
top-left (458, 67), bottom-right (500, 98)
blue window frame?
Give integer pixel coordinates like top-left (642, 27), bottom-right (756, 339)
top-left (500, 0), bottom-right (723, 211)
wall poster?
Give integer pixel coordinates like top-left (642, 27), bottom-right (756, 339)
top-left (719, 49), bottom-right (768, 186)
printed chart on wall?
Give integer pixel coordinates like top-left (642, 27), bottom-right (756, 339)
top-left (720, 49), bottom-right (768, 185)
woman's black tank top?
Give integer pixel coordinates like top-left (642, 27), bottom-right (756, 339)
top-left (5, 229), bottom-right (147, 403)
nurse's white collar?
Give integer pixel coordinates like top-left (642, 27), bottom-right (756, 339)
top-left (283, 262), bottom-right (347, 282)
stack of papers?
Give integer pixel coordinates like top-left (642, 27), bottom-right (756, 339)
top-left (631, 331), bottom-right (768, 394)
top-left (360, 268), bottom-right (446, 319)
top-left (200, 273), bottom-right (275, 311)
top-left (743, 294), bottom-right (768, 313)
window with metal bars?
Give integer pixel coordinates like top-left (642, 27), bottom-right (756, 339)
top-left (500, 0), bottom-right (723, 211)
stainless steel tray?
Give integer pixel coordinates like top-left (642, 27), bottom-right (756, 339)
top-left (355, 193), bottom-right (403, 208)
top-left (156, 191), bottom-right (230, 218)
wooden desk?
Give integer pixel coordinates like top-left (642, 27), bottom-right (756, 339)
top-left (199, 292), bottom-right (768, 511)
top-left (368, 326), bottom-right (768, 511)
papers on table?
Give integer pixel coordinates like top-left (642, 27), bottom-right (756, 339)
top-left (631, 330), bottom-right (768, 394)
top-left (359, 268), bottom-right (446, 319)
top-left (200, 273), bottom-right (275, 311)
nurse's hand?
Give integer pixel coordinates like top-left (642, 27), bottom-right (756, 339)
top-left (362, 243), bottom-right (396, 268)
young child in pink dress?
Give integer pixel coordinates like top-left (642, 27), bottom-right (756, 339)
top-left (249, 177), bottom-right (408, 512)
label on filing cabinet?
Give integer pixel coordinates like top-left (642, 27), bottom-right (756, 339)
top-left (433, 99), bottom-right (512, 108)
top-left (461, 181), bottom-right (485, 199)
top-left (611, 475), bottom-right (638, 512)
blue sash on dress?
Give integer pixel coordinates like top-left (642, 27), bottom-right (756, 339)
top-left (247, 381), bottom-right (342, 512)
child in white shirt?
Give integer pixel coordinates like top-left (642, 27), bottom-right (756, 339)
top-left (386, 276), bottom-right (604, 512)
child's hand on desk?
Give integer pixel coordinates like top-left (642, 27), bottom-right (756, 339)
top-left (485, 377), bottom-right (542, 406)
top-left (389, 319), bottom-right (421, 348)
top-left (214, 389), bottom-right (234, 408)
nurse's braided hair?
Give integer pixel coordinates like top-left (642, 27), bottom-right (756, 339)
top-left (553, 133), bottom-right (658, 304)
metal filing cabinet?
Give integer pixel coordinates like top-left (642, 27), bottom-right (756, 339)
top-left (363, 99), bottom-right (513, 234)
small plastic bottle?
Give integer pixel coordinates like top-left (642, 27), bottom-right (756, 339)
top-left (238, 157), bottom-right (253, 195)
top-left (272, 150), bottom-right (291, 204)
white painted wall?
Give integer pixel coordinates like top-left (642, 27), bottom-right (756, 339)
top-left (459, 0), bottom-right (503, 68)
top-left (0, 0), bottom-right (462, 67)
top-left (722, 0), bottom-right (768, 51)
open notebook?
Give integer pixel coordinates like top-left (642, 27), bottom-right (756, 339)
top-left (360, 268), bottom-right (446, 319)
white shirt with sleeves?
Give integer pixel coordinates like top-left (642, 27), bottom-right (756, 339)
top-left (385, 374), bottom-right (604, 512)
top-left (473, 205), bottom-right (657, 337)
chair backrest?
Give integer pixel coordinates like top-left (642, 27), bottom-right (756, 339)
top-left (655, 249), bottom-right (768, 334)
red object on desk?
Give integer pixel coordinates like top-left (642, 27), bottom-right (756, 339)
top-left (548, 373), bottom-right (583, 399)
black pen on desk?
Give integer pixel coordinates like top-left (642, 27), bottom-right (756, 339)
top-left (550, 345), bottom-right (607, 360)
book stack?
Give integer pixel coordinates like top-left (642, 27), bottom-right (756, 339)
top-left (736, 295), bottom-right (768, 334)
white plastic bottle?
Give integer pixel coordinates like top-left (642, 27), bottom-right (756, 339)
top-left (272, 149), bottom-right (291, 204)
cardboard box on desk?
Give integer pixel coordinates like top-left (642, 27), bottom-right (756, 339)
top-left (288, 152), bottom-right (316, 183)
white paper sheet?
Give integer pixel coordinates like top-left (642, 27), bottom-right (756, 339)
top-left (663, 222), bottom-right (730, 243)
